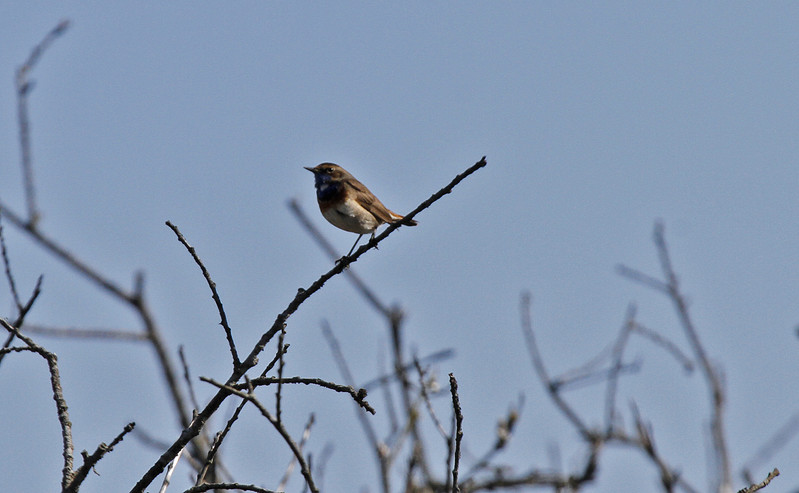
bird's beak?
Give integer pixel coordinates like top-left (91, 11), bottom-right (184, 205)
top-left (304, 166), bottom-right (315, 173)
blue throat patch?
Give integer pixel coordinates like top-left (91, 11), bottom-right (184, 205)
top-left (314, 175), bottom-right (341, 202)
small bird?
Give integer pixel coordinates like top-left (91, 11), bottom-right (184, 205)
top-left (305, 163), bottom-right (417, 258)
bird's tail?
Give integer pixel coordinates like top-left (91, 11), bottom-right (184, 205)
top-left (389, 212), bottom-right (417, 226)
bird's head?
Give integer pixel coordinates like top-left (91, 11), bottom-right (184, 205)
top-left (304, 163), bottom-right (350, 187)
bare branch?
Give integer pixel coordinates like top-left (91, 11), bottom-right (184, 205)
top-left (0, 319), bottom-right (74, 489)
top-left (178, 346), bottom-right (201, 412)
top-left (615, 263), bottom-right (669, 294)
top-left (462, 398), bottom-right (523, 482)
top-left (737, 468), bottom-right (779, 493)
top-left (16, 19), bottom-right (70, 226)
top-left (19, 324), bottom-right (148, 341)
top-left (414, 357), bottom-right (449, 441)
top-left (652, 221), bottom-right (730, 491)
top-left (0, 271), bottom-right (43, 366)
top-left (604, 304), bottom-right (637, 430)
top-left (448, 373), bottom-right (464, 493)
top-left (741, 410), bottom-right (799, 480)
top-left (184, 483), bottom-right (277, 493)
top-left (0, 214), bottom-right (22, 309)
top-left (204, 375), bottom-right (375, 415)
top-left (0, 202), bottom-right (136, 302)
top-left (322, 320), bottom-right (390, 492)
top-left (200, 380), bottom-right (319, 493)
top-left (275, 328), bottom-right (286, 423)
top-left (159, 445), bottom-right (185, 493)
top-left (361, 348), bottom-right (454, 391)
top-left (288, 198), bottom-right (392, 318)
top-left (631, 321), bottom-right (694, 373)
top-left (65, 422), bottom-right (136, 493)
top-left (196, 399), bottom-right (247, 486)
top-left (519, 292), bottom-right (590, 436)
top-left (166, 221), bottom-right (240, 368)
top-left (277, 413), bottom-right (315, 491)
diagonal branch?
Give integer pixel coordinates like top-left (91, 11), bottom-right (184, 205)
top-left (204, 380), bottom-right (319, 493)
top-left (288, 198), bottom-right (392, 318)
top-left (131, 157), bottom-right (488, 492)
top-left (166, 221), bottom-right (240, 368)
top-left (65, 422), bottom-right (136, 493)
top-left (519, 292), bottom-right (590, 437)
top-left (652, 222), bottom-right (730, 491)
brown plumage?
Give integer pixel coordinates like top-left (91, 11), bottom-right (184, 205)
top-left (305, 163), bottom-right (417, 257)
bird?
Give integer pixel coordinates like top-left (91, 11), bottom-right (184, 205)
top-left (305, 163), bottom-right (417, 258)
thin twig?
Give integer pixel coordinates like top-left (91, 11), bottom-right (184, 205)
top-left (16, 19), bottom-right (70, 226)
top-left (462, 399), bottom-right (523, 482)
top-left (166, 221), bottom-right (240, 368)
top-left (0, 214), bottom-right (22, 309)
top-left (203, 380), bottom-right (319, 493)
top-left (361, 348), bottom-right (454, 391)
top-left (742, 411), bottom-right (799, 478)
top-left (65, 422), bottom-right (136, 493)
top-left (196, 399), bottom-right (246, 486)
top-left (414, 358), bottom-right (448, 440)
top-left (391, 308), bottom-right (433, 489)
top-left (377, 343), bottom-right (400, 434)
top-left (179, 346), bottom-right (201, 412)
top-left (0, 199), bottom-right (134, 301)
top-left (604, 304), bottom-right (637, 430)
top-left (276, 327), bottom-right (286, 423)
top-left (0, 273), bottom-right (43, 366)
top-left (322, 320), bottom-right (390, 492)
top-left (204, 375), bottom-right (374, 415)
top-left (653, 222), bottom-right (730, 491)
top-left (629, 402), bottom-right (682, 492)
top-left (737, 468), bottom-right (779, 493)
top-left (519, 292), bottom-right (590, 437)
top-left (632, 321), bottom-right (694, 372)
top-left (20, 324), bottom-right (148, 341)
top-left (448, 373), bottom-right (463, 493)
top-left (159, 445), bottom-right (185, 493)
top-left (553, 361), bottom-right (643, 392)
top-left (277, 413), bottom-right (315, 491)
top-left (615, 263), bottom-right (669, 294)
top-left (184, 483), bottom-right (277, 493)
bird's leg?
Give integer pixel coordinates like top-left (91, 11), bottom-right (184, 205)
top-left (345, 234), bottom-right (364, 258)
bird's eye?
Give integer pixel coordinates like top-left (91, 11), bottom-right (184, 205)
top-left (325, 168), bottom-right (334, 174)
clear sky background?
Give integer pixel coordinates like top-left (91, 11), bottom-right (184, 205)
top-left (1, 3), bottom-right (798, 492)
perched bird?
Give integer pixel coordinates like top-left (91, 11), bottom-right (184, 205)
top-left (305, 163), bottom-right (417, 257)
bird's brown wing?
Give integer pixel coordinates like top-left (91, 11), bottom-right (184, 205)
top-left (345, 177), bottom-right (400, 224)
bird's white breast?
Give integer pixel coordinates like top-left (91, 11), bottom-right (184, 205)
top-left (322, 197), bottom-right (380, 234)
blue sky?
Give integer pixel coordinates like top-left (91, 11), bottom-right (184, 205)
top-left (1, 3), bottom-right (798, 492)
